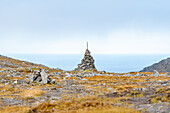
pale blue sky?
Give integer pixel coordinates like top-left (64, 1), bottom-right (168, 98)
top-left (0, 0), bottom-right (170, 54)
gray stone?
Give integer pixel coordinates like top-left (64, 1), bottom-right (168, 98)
top-left (29, 74), bottom-right (34, 83)
top-left (5, 83), bottom-right (9, 85)
top-left (13, 80), bottom-right (17, 84)
top-left (7, 74), bottom-right (11, 77)
top-left (140, 57), bottom-right (170, 72)
top-left (33, 69), bottom-right (51, 84)
top-left (152, 70), bottom-right (160, 76)
top-left (40, 69), bottom-right (48, 84)
top-left (81, 78), bottom-right (88, 81)
top-left (75, 42), bottom-right (97, 71)
top-left (52, 79), bottom-right (56, 84)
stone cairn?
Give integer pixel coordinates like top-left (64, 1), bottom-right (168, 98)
top-left (75, 42), bottom-right (97, 71)
top-left (32, 69), bottom-right (51, 84)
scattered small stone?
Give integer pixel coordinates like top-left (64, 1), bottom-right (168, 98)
top-left (13, 80), bottom-right (18, 84)
top-left (81, 78), bottom-right (88, 81)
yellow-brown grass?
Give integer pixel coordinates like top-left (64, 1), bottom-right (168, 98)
top-left (20, 87), bottom-right (45, 98)
top-left (0, 106), bottom-right (30, 113)
top-left (28, 100), bottom-right (140, 113)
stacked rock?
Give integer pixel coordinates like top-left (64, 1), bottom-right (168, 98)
top-left (75, 42), bottom-right (97, 71)
top-left (33, 69), bottom-right (51, 84)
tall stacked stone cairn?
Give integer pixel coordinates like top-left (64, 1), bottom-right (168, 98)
top-left (75, 42), bottom-right (97, 71)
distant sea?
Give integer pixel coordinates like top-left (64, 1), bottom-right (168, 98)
top-left (4, 54), bottom-right (170, 73)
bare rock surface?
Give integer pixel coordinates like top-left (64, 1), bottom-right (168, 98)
top-left (140, 57), bottom-right (170, 72)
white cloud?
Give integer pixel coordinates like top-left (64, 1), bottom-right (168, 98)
top-left (90, 29), bottom-right (170, 54)
top-left (0, 28), bottom-right (170, 54)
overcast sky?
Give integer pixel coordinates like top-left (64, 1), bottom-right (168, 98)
top-left (0, 0), bottom-right (170, 54)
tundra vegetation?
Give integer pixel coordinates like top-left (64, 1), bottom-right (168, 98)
top-left (0, 55), bottom-right (169, 113)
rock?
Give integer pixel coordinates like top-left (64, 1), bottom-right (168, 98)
top-left (152, 70), bottom-right (160, 76)
top-left (107, 88), bottom-right (113, 91)
top-left (136, 73), bottom-right (140, 76)
top-left (141, 88), bottom-right (147, 91)
top-left (63, 77), bottom-right (66, 81)
top-left (140, 57), bottom-right (170, 72)
top-left (29, 74), bottom-right (34, 83)
top-left (75, 42), bottom-right (97, 71)
top-left (40, 69), bottom-right (48, 84)
top-left (33, 70), bottom-right (41, 82)
top-left (5, 83), bottom-right (9, 85)
top-left (7, 74), bottom-right (11, 77)
top-left (65, 73), bottom-right (71, 77)
top-left (52, 79), bottom-right (56, 84)
top-left (13, 80), bottom-right (17, 84)
top-left (81, 78), bottom-right (88, 81)
top-left (136, 102), bottom-right (170, 113)
top-left (33, 69), bottom-right (51, 84)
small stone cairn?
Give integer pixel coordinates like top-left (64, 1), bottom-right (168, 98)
top-left (33, 69), bottom-right (51, 84)
top-left (75, 42), bottom-right (97, 71)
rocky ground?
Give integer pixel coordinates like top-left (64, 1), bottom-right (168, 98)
top-left (0, 55), bottom-right (169, 113)
top-left (140, 57), bottom-right (170, 73)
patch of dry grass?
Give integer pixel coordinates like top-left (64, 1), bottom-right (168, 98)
top-left (68, 107), bottom-right (140, 113)
top-left (28, 100), bottom-right (140, 113)
top-left (20, 87), bottom-right (45, 98)
top-left (0, 106), bottom-right (30, 113)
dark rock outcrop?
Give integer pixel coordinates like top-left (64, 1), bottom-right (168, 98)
top-left (140, 57), bottom-right (170, 72)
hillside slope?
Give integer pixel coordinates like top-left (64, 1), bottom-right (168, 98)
top-left (140, 57), bottom-right (170, 72)
top-left (0, 55), bottom-right (48, 69)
